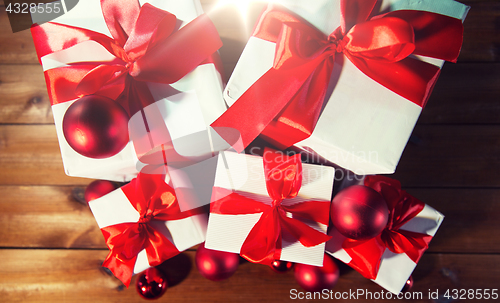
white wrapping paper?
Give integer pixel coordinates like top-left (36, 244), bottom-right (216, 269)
top-left (223, 0), bottom-right (469, 175)
top-left (38, 0), bottom-right (226, 181)
top-left (205, 151), bottom-right (335, 266)
top-left (88, 177), bottom-right (208, 275)
top-left (326, 176), bottom-right (444, 294)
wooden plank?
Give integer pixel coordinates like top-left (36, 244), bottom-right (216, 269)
top-left (393, 125), bottom-right (500, 188)
top-left (1, 62), bottom-right (499, 124)
top-left (458, 1), bottom-right (500, 62)
top-left (0, 64), bottom-right (53, 124)
top-left (0, 185), bottom-right (105, 249)
top-left (405, 188), bottom-right (500, 254)
top-left (1, 1), bottom-right (499, 64)
top-left (0, 249), bottom-right (498, 302)
top-left (0, 185), bottom-right (498, 254)
top-left (1, 124), bottom-right (498, 187)
top-left (0, 125), bottom-right (89, 185)
top-left (420, 63), bottom-right (500, 124)
top-left (0, 10), bottom-right (38, 64)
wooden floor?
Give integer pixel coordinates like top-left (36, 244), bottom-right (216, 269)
top-left (0, 1), bottom-right (499, 302)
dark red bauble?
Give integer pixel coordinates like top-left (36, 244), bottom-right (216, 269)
top-left (84, 180), bottom-right (117, 202)
top-left (402, 276), bottom-right (414, 292)
top-left (136, 267), bottom-right (168, 300)
top-left (331, 185), bottom-right (389, 240)
top-left (294, 254), bottom-right (339, 292)
top-left (62, 95), bottom-right (129, 159)
top-left (270, 260), bottom-right (294, 273)
top-left (195, 242), bottom-right (239, 281)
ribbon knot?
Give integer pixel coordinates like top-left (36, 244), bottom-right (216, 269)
top-left (98, 173), bottom-right (204, 287)
top-left (341, 175), bottom-right (434, 280)
top-left (138, 213), bottom-right (154, 224)
top-left (211, 149), bottom-right (331, 266)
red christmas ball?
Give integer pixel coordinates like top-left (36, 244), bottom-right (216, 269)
top-left (84, 180), bottom-right (117, 202)
top-left (62, 95), bottom-right (129, 159)
top-left (270, 260), bottom-right (294, 273)
top-left (136, 267), bottom-right (168, 300)
top-left (331, 185), bottom-right (389, 240)
top-left (402, 276), bottom-right (414, 292)
top-left (195, 243), bottom-right (239, 281)
top-left (294, 254), bottom-right (339, 292)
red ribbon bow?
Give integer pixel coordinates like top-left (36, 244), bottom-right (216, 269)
top-left (210, 149), bottom-right (331, 265)
top-left (100, 173), bottom-right (201, 287)
top-left (212, 0), bottom-right (463, 150)
top-left (31, 0), bottom-right (222, 116)
top-left (341, 175), bottom-right (433, 280)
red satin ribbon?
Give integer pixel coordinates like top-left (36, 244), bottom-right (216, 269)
top-left (210, 148), bottom-right (331, 265)
top-left (31, 0), bottom-right (222, 116)
top-left (100, 173), bottom-right (203, 287)
top-left (211, 0), bottom-right (463, 150)
top-left (341, 175), bottom-right (433, 280)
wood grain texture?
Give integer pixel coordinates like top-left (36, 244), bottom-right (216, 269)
top-left (0, 124), bottom-right (498, 187)
top-left (0, 125), bottom-right (89, 185)
top-left (0, 250), bottom-right (498, 303)
top-left (393, 125), bottom-right (500, 188)
top-left (420, 63), bottom-right (500, 124)
top-left (0, 64), bottom-right (53, 124)
top-left (0, 185), bottom-right (105, 249)
top-left (0, 186), bottom-right (498, 254)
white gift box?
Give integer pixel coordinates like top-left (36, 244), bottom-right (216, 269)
top-left (223, 0), bottom-right (469, 175)
top-left (326, 176), bottom-right (444, 294)
top-left (205, 151), bottom-right (335, 266)
top-left (36, 0), bottom-right (226, 181)
top-left (88, 176), bottom-right (208, 275)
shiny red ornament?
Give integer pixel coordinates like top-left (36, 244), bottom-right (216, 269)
top-left (270, 260), bottom-right (294, 273)
top-left (62, 95), bottom-right (129, 159)
top-left (294, 254), bottom-right (339, 292)
top-left (136, 267), bottom-right (168, 300)
top-left (402, 276), bottom-right (414, 292)
top-left (195, 243), bottom-right (239, 281)
top-left (84, 180), bottom-right (117, 202)
top-left (331, 185), bottom-right (389, 240)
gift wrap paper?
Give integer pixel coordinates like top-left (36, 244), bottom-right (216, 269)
top-left (326, 176), bottom-right (444, 294)
top-left (223, 0), bottom-right (469, 175)
top-left (205, 151), bottom-right (335, 266)
top-left (38, 0), bottom-right (226, 181)
top-left (89, 179), bottom-right (208, 275)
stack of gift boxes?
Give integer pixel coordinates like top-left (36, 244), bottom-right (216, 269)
top-left (31, 0), bottom-right (469, 295)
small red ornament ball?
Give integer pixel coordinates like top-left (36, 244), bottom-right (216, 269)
top-left (84, 180), bottom-right (117, 202)
top-left (294, 254), bottom-right (339, 292)
top-left (402, 276), bottom-right (414, 292)
top-left (136, 267), bottom-right (168, 300)
top-left (195, 242), bottom-right (239, 281)
top-left (270, 260), bottom-right (294, 273)
top-left (62, 95), bottom-right (129, 159)
top-left (331, 185), bottom-right (389, 240)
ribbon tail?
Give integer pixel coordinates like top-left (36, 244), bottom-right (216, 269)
top-left (144, 224), bottom-right (181, 267)
top-left (383, 230), bottom-right (433, 263)
top-left (102, 251), bottom-right (137, 287)
top-left (342, 237), bottom-right (386, 280)
top-left (279, 213), bottom-right (331, 247)
top-left (240, 209), bottom-right (281, 265)
top-left (382, 10), bottom-right (464, 62)
top-left (347, 54), bottom-right (440, 107)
